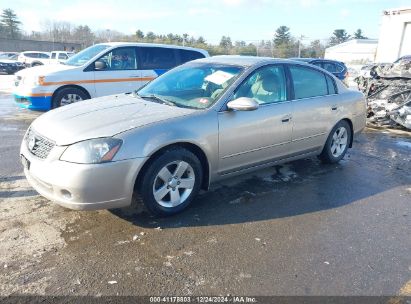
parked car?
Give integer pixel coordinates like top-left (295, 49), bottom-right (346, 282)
top-left (48, 51), bottom-right (74, 64)
top-left (0, 52), bottom-right (19, 60)
top-left (13, 42), bottom-right (209, 111)
top-left (0, 60), bottom-right (25, 75)
top-left (20, 56), bottom-right (366, 216)
top-left (0, 54), bottom-right (25, 75)
top-left (291, 58), bottom-right (348, 81)
top-left (17, 51), bottom-right (51, 67)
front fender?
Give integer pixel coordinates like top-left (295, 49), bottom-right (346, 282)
top-left (113, 110), bottom-right (219, 175)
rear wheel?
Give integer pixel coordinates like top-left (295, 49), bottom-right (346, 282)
top-left (319, 120), bottom-right (351, 164)
top-left (138, 148), bottom-right (203, 217)
top-left (31, 62), bottom-right (42, 67)
top-left (52, 87), bottom-right (89, 108)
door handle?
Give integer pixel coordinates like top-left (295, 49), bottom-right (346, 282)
top-left (331, 105), bottom-right (338, 111)
top-left (281, 115), bottom-right (292, 123)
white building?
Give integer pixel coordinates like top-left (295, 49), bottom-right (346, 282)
top-left (375, 7), bottom-right (411, 62)
top-left (324, 39), bottom-right (378, 64)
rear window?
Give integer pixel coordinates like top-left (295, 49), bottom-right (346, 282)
top-left (179, 49), bottom-right (205, 64)
top-left (322, 62), bottom-right (337, 73)
top-left (290, 65), bottom-right (328, 99)
top-left (139, 47), bottom-right (177, 70)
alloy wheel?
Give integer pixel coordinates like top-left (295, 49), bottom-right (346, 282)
top-left (152, 161), bottom-right (195, 208)
top-left (330, 126), bottom-right (348, 157)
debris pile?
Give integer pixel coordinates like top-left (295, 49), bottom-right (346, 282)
top-left (356, 58), bottom-right (411, 130)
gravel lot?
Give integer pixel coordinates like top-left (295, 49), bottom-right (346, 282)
top-left (0, 75), bottom-right (410, 297)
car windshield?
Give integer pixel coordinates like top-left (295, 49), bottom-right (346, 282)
top-left (65, 44), bottom-right (110, 66)
top-left (0, 54), bottom-right (12, 59)
top-left (137, 62), bottom-right (244, 109)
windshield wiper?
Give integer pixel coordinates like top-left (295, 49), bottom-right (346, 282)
top-left (136, 93), bottom-right (175, 107)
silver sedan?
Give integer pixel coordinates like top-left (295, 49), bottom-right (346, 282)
top-left (20, 56), bottom-right (366, 216)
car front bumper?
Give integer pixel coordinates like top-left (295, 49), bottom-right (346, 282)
top-left (20, 140), bottom-right (147, 210)
top-left (14, 94), bottom-right (53, 111)
top-left (0, 66), bottom-right (18, 74)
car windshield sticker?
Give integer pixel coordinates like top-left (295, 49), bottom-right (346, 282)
top-left (199, 98), bottom-right (209, 104)
top-left (205, 70), bottom-right (234, 85)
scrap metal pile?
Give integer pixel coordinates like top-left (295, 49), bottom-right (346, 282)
top-left (356, 58), bottom-right (411, 130)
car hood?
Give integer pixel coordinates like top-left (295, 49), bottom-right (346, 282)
top-left (30, 94), bottom-right (197, 146)
top-left (0, 59), bottom-right (17, 64)
top-left (16, 63), bottom-right (77, 77)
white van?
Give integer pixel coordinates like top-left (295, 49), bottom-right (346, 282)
top-left (13, 43), bottom-right (209, 110)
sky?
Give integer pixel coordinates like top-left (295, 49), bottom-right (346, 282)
top-left (4, 0), bottom-right (411, 44)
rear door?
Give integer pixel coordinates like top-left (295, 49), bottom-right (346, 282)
top-left (93, 46), bottom-right (141, 97)
top-left (287, 64), bottom-right (338, 153)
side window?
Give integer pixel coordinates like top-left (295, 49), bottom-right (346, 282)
top-left (325, 74), bottom-right (337, 94)
top-left (335, 63), bottom-right (344, 73)
top-left (290, 65), bottom-right (328, 99)
top-left (97, 47), bottom-right (137, 70)
top-left (234, 65), bottom-right (287, 105)
top-left (322, 62), bottom-right (337, 73)
top-left (51, 53), bottom-right (56, 59)
top-left (39, 53), bottom-right (50, 59)
top-left (26, 53), bottom-right (37, 58)
top-left (139, 47), bottom-right (177, 70)
top-left (179, 50), bottom-right (205, 64)
top-left (312, 61), bottom-right (322, 68)
top-left (58, 53), bottom-right (68, 59)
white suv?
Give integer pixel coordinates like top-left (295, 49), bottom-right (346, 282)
top-left (14, 42), bottom-right (209, 110)
top-left (18, 51), bottom-right (51, 67)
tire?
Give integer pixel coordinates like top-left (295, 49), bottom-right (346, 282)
top-left (319, 120), bottom-right (352, 164)
top-left (31, 62), bottom-right (42, 67)
top-left (138, 148), bottom-right (203, 217)
top-left (52, 87), bottom-right (89, 108)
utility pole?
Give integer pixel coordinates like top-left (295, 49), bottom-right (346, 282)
top-left (298, 35), bottom-right (306, 58)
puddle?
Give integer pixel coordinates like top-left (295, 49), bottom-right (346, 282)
top-left (396, 141), bottom-right (411, 149)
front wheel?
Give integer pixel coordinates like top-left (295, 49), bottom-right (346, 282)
top-left (52, 87), bottom-right (89, 108)
top-left (319, 120), bottom-right (351, 164)
top-left (138, 148), bottom-right (203, 217)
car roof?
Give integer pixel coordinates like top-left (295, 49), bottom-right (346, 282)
top-left (193, 55), bottom-right (311, 67)
top-left (290, 58), bottom-right (317, 63)
top-left (22, 51), bottom-right (50, 54)
top-left (99, 42), bottom-right (209, 55)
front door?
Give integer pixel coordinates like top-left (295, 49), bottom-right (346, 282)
top-left (218, 65), bottom-right (293, 174)
top-left (93, 47), bottom-right (142, 97)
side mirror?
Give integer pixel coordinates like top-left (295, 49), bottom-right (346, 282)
top-left (94, 60), bottom-right (107, 70)
top-left (227, 97), bottom-right (259, 111)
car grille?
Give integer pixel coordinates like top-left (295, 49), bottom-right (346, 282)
top-left (25, 128), bottom-right (55, 159)
top-left (14, 75), bottom-right (22, 86)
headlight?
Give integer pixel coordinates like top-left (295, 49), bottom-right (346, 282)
top-left (60, 138), bottom-right (122, 164)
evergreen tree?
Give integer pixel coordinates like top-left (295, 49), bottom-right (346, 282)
top-left (329, 29), bottom-right (350, 46)
top-left (1, 9), bottom-right (21, 39)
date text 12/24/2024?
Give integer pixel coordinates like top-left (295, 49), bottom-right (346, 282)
top-left (149, 296), bottom-right (257, 303)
